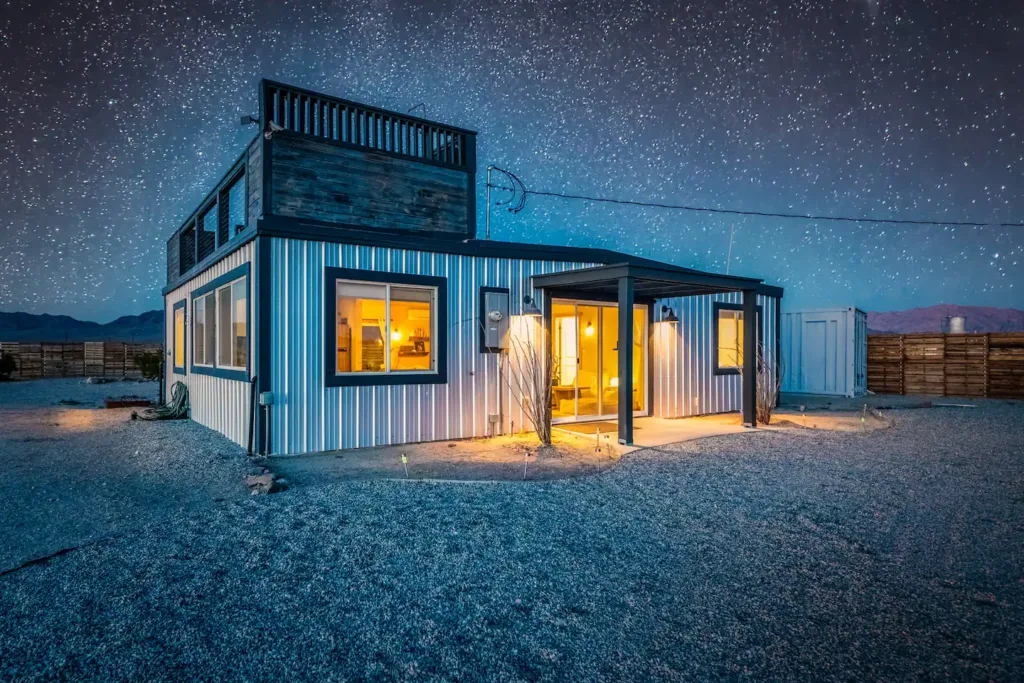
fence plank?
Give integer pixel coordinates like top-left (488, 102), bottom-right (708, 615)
top-left (868, 333), bottom-right (1024, 398)
top-left (0, 342), bottom-right (163, 379)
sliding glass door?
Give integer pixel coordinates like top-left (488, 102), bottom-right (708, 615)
top-left (551, 300), bottom-right (647, 423)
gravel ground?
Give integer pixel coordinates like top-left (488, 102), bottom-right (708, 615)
top-left (1, 401), bottom-right (1023, 681)
top-left (0, 379), bottom-right (251, 572)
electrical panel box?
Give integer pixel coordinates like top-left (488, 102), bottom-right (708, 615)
top-left (481, 288), bottom-right (510, 352)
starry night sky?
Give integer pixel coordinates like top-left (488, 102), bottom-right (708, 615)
top-left (1, 0), bottom-right (1021, 322)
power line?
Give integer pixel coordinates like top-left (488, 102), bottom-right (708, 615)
top-left (485, 183), bottom-right (1024, 228)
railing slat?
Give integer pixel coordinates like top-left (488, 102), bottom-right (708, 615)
top-left (261, 83), bottom-right (470, 168)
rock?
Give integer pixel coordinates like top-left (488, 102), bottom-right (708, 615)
top-left (243, 471), bottom-right (287, 494)
top-left (243, 473), bottom-right (276, 495)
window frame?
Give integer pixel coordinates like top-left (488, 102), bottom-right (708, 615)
top-left (324, 267), bottom-right (448, 387)
top-left (189, 263), bottom-right (250, 381)
top-left (172, 299), bottom-right (187, 375)
top-left (712, 301), bottom-right (762, 376)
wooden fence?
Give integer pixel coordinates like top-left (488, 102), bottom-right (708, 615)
top-left (867, 333), bottom-right (1024, 398)
top-left (0, 342), bottom-right (163, 380)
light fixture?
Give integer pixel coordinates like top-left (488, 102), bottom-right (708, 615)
top-left (584, 321), bottom-right (594, 337)
top-left (521, 294), bottom-right (543, 317)
top-left (391, 329), bottom-right (402, 342)
top-left (661, 305), bottom-right (679, 324)
top-left (610, 377), bottom-right (619, 388)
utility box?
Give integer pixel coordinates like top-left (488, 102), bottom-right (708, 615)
top-left (780, 307), bottom-right (867, 397)
top-left (480, 287), bottom-right (510, 352)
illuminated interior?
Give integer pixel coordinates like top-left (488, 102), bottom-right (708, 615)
top-left (336, 281), bottom-right (433, 374)
top-left (717, 308), bottom-right (743, 369)
top-left (173, 307), bottom-right (185, 368)
top-left (551, 300), bottom-right (647, 421)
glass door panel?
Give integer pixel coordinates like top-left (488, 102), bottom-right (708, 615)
top-left (576, 305), bottom-right (601, 418)
top-left (632, 305), bottom-right (647, 414)
top-left (551, 303), bottom-right (578, 420)
top-left (600, 306), bottom-right (619, 417)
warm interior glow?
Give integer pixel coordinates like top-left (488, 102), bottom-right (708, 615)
top-left (718, 309), bottom-right (743, 368)
top-left (337, 281), bottom-right (433, 374)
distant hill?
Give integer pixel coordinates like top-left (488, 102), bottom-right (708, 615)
top-left (0, 310), bottom-right (163, 342)
top-left (868, 305), bottom-right (1024, 334)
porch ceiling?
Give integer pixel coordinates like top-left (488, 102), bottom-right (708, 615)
top-left (531, 263), bottom-right (775, 299)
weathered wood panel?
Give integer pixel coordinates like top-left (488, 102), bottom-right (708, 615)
top-left (270, 134), bottom-right (470, 237)
top-left (0, 342), bottom-right (162, 379)
top-left (167, 234), bottom-right (180, 283)
top-left (247, 137), bottom-right (262, 225)
top-left (867, 333), bottom-right (1024, 398)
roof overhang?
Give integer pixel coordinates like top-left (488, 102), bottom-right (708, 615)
top-left (531, 263), bottom-right (783, 299)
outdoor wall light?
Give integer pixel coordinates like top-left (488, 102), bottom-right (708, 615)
top-left (661, 305), bottom-right (679, 324)
top-left (584, 321), bottom-right (594, 337)
top-left (521, 295), bottom-right (543, 317)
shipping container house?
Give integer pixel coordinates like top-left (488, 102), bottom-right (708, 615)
top-left (779, 307), bottom-right (867, 398)
top-left (162, 80), bottom-right (784, 455)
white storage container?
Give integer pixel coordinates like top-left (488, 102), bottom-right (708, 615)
top-left (780, 307), bottom-right (867, 397)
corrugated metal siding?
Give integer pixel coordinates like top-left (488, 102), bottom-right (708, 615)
top-left (269, 237), bottom-right (594, 455)
top-left (163, 242), bottom-right (255, 447)
top-left (652, 292), bottom-right (779, 418)
top-left (779, 307), bottom-right (866, 398)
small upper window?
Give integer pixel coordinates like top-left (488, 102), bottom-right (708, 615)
top-left (226, 176), bottom-right (246, 238)
top-left (336, 279), bottom-right (436, 375)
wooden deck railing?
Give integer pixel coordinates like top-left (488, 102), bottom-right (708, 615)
top-left (867, 333), bottom-right (1024, 398)
top-left (0, 342), bottom-right (162, 379)
top-left (261, 80), bottom-right (473, 169)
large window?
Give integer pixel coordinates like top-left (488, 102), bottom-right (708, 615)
top-left (190, 264), bottom-right (249, 379)
top-left (336, 280), bottom-right (435, 374)
top-left (172, 301), bottom-right (186, 374)
top-left (714, 302), bottom-right (760, 375)
top-left (216, 277), bottom-right (247, 370)
top-left (326, 268), bottom-right (447, 387)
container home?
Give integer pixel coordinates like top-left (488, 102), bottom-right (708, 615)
top-left (162, 80), bottom-right (783, 455)
top-left (780, 307), bottom-right (867, 397)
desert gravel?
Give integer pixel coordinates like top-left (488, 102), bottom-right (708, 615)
top-left (1, 398), bottom-right (1022, 681)
top-left (0, 379), bottom-right (252, 571)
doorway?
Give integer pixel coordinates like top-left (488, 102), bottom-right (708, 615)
top-left (551, 300), bottom-right (647, 423)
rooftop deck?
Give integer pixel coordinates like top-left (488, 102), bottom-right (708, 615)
top-left (166, 80), bottom-right (477, 289)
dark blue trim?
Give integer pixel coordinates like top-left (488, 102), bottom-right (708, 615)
top-left (255, 235), bottom-right (272, 454)
top-left (171, 299), bottom-right (187, 375)
top-left (192, 366), bottom-right (249, 382)
top-left (190, 263), bottom-right (251, 382)
top-left (256, 215), bottom-right (785, 298)
top-left (712, 301), bottom-right (762, 376)
top-left (324, 267), bottom-right (448, 388)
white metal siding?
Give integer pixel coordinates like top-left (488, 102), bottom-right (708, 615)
top-left (652, 293), bottom-right (779, 418)
top-left (780, 307), bottom-right (866, 398)
top-left (268, 237), bottom-right (594, 455)
top-left (163, 242), bottom-right (255, 447)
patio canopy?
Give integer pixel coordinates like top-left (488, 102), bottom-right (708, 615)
top-left (532, 263), bottom-right (780, 446)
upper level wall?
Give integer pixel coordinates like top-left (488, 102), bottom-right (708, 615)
top-left (269, 133), bottom-right (471, 237)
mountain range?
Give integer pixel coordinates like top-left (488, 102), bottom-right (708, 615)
top-left (2, 303), bottom-right (1022, 342)
top-left (0, 310), bottom-right (163, 342)
top-left (867, 305), bottom-right (1024, 334)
